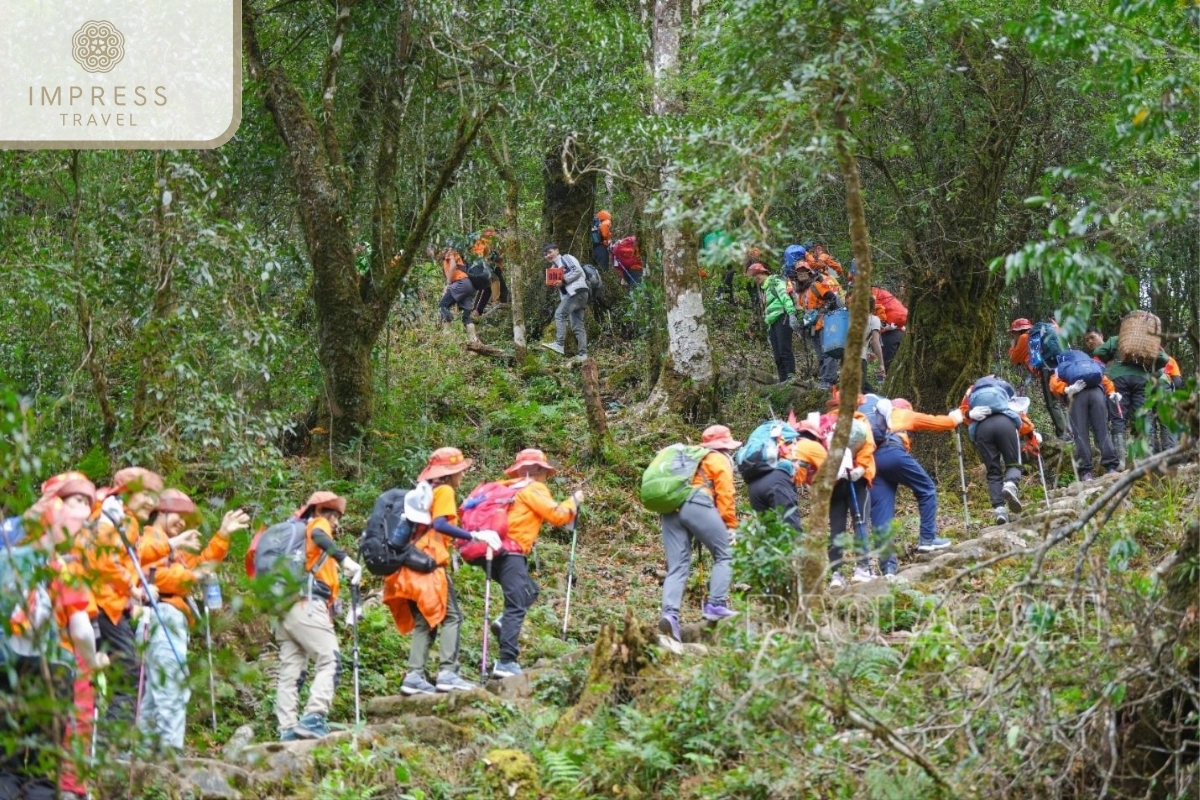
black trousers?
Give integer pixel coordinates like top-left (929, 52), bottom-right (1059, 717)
top-left (485, 554), bottom-right (540, 663)
top-left (1069, 386), bottom-right (1118, 473)
top-left (592, 244), bottom-right (610, 272)
top-left (973, 414), bottom-right (1022, 507)
top-left (1110, 373), bottom-right (1148, 438)
top-left (97, 611), bottom-right (140, 724)
top-left (1039, 367), bottom-right (1069, 437)
top-left (768, 315), bottom-right (795, 382)
top-left (880, 329), bottom-right (903, 371)
top-left (747, 469), bottom-right (802, 534)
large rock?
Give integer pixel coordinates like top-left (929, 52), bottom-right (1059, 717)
top-left (481, 748), bottom-right (542, 800)
top-left (366, 686), bottom-right (497, 722)
top-left (176, 758), bottom-right (251, 800)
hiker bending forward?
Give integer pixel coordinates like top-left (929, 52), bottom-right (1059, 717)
top-left (274, 492), bottom-right (362, 741)
top-left (658, 426), bottom-right (741, 642)
top-left (480, 449), bottom-right (580, 678)
top-left (960, 378), bottom-right (1039, 525)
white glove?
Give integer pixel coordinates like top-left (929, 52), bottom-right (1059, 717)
top-left (1066, 380), bottom-right (1086, 397)
top-left (947, 409), bottom-right (964, 426)
top-left (471, 529), bottom-right (503, 553)
top-left (847, 466), bottom-right (866, 483)
top-left (100, 495), bottom-right (125, 525)
top-left (88, 651), bottom-right (111, 671)
top-left (968, 406), bottom-right (993, 422)
top-left (1110, 392), bottom-right (1122, 405)
top-left (344, 602), bottom-right (363, 626)
top-left (341, 556), bottom-right (363, 586)
top-left (1034, 432), bottom-right (1043, 443)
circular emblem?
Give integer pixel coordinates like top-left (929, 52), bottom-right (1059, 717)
top-left (72, 21), bottom-right (125, 74)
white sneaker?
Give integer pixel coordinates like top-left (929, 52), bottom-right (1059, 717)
top-left (829, 573), bottom-right (847, 589)
top-left (851, 566), bottom-right (875, 584)
top-left (540, 341), bottom-right (565, 356)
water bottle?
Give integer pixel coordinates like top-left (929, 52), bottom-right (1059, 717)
top-left (203, 574), bottom-right (223, 611)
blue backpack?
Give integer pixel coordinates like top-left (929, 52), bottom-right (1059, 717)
top-left (781, 245), bottom-right (807, 278)
top-left (0, 517), bottom-right (24, 547)
top-left (1055, 349), bottom-right (1103, 388)
top-left (968, 377), bottom-right (1015, 414)
top-left (858, 395), bottom-right (900, 449)
top-left (1027, 321), bottom-right (1064, 369)
top-left (735, 421), bottom-right (799, 481)
top-left (822, 308), bottom-right (851, 358)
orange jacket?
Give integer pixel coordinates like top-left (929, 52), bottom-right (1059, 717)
top-left (798, 277), bottom-right (838, 331)
top-left (689, 451), bottom-right (737, 528)
top-left (306, 517), bottom-right (341, 604)
top-left (825, 411), bottom-right (878, 484)
top-left (505, 480), bottom-right (577, 554)
top-left (1008, 334), bottom-right (1036, 376)
top-left (888, 408), bottom-right (957, 452)
top-left (442, 249), bottom-right (467, 283)
top-left (1164, 356), bottom-right (1181, 380)
top-left (140, 525), bottom-right (231, 619)
top-left (383, 553), bottom-right (450, 634)
top-left (82, 514), bottom-right (162, 624)
top-left (1048, 373), bottom-right (1116, 397)
top-left (598, 218), bottom-right (611, 246)
top-left (786, 439), bottom-right (828, 486)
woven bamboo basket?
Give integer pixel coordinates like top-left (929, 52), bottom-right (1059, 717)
top-left (1118, 310), bottom-right (1161, 368)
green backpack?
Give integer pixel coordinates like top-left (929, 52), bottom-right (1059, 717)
top-left (640, 444), bottom-right (710, 514)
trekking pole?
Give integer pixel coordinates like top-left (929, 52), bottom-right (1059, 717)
top-left (846, 478), bottom-right (870, 563)
top-left (954, 428), bottom-right (971, 527)
top-left (1036, 450), bottom-right (1050, 510)
top-left (561, 509), bottom-right (580, 640)
top-left (351, 584), bottom-right (361, 726)
top-left (102, 512), bottom-right (187, 669)
top-left (203, 604), bottom-right (218, 732)
top-left (1066, 395), bottom-right (1080, 482)
top-left (481, 549), bottom-right (494, 681)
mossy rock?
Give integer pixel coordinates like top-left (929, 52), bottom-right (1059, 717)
top-left (481, 748), bottom-right (542, 800)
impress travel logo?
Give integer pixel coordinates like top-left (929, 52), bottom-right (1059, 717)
top-left (1, 2), bottom-right (240, 148)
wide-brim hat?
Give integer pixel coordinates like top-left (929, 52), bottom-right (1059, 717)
top-left (299, 490), bottom-right (347, 518)
top-left (153, 488), bottom-right (201, 525)
top-left (418, 447), bottom-right (474, 482)
top-left (701, 425), bottom-right (742, 451)
top-left (504, 449), bottom-right (556, 477)
top-left (404, 481), bottom-right (433, 525)
top-left (112, 466), bottom-right (165, 495)
top-left (41, 472), bottom-right (97, 505)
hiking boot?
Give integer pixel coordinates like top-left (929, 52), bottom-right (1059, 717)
top-left (916, 536), bottom-right (952, 552)
top-left (851, 566), bottom-right (875, 584)
top-left (882, 564), bottom-right (898, 581)
top-left (540, 341), bottom-right (565, 356)
top-left (572, 354), bottom-right (589, 364)
top-left (400, 671), bottom-right (438, 696)
top-left (658, 613), bottom-right (682, 641)
top-left (293, 713), bottom-right (328, 739)
top-left (701, 602), bottom-right (738, 622)
top-left (466, 323), bottom-right (480, 344)
top-left (279, 728), bottom-right (297, 742)
top-left (490, 615), bottom-right (503, 642)
top-left (829, 572), bottom-right (847, 589)
top-left (491, 661), bottom-right (523, 679)
top-left (435, 671), bottom-right (477, 693)
top-left (993, 505), bottom-right (1009, 525)
top-left (1001, 481), bottom-right (1023, 512)
top-left (1081, 471), bottom-right (1094, 481)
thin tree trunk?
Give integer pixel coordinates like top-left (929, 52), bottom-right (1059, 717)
top-left (580, 359), bottom-right (611, 461)
top-left (805, 105), bottom-right (876, 595)
top-left (482, 131), bottom-right (526, 358)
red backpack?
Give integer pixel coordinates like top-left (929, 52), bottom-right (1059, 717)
top-left (456, 479), bottom-right (530, 561)
top-left (612, 236), bottom-right (643, 271)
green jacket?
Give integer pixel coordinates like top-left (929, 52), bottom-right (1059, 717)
top-left (762, 275), bottom-right (795, 325)
top-left (1092, 335), bottom-right (1168, 379)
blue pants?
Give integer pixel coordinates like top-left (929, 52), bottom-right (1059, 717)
top-left (870, 444), bottom-right (938, 572)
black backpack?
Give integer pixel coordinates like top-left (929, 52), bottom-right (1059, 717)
top-left (466, 259), bottom-right (493, 291)
top-left (590, 216), bottom-right (603, 245)
top-left (359, 489), bottom-right (436, 577)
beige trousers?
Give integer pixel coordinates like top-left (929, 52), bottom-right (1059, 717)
top-left (274, 599), bottom-right (340, 732)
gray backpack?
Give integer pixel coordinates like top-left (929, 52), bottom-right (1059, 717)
top-left (251, 519), bottom-right (329, 601)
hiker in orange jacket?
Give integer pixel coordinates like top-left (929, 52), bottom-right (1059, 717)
top-left (591, 211), bottom-right (612, 272)
top-left (959, 377), bottom-right (1040, 524)
top-left (1049, 370), bottom-right (1120, 479)
top-left (274, 491), bottom-right (361, 741)
top-left (438, 243), bottom-right (479, 342)
top-left (384, 448), bottom-right (500, 695)
top-left (134, 489), bottom-right (248, 752)
top-left (467, 449), bottom-right (581, 677)
top-left (870, 286), bottom-right (908, 370)
top-left (658, 427), bottom-right (740, 641)
top-left (795, 264), bottom-right (842, 386)
top-left (820, 404), bottom-right (877, 586)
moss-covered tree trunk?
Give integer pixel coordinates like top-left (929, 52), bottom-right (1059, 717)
top-left (541, 147), bottom-right (595, 260)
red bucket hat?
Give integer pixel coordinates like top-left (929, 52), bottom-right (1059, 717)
top-left (504, 449), bottom-right (556, 477)
top-left (112, 466), bottom-right (165, 495)
top-left (298, 491), bottom-right (347, 518)
top-left (701, 425), bottom-right (742, 451)
top-left (41, 471), bottom-right (97, 504)
top-left (418, 447), bottom-right (474, 482)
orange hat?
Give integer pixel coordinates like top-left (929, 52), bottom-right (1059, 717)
top-left (298, 490), bottom-right (347, 518)
top-left (418, 447), bottom-right (474, 481)
top-left (746, 262), bottom-right (768, 276)
top-left (701, 425), bottom-right (742, 451)
top-left (504, 448), bottom-right (556, 477)
top-left (154, 488), bottom-right (197, 515)
top-left (596, 210), bottom-right (611, 221)
top-left (892, 398), bottom-right (913, 411)
top-left (41, 471), bottom-right (97, 504)
top-left (112, 466), bottom-right (165, 495)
